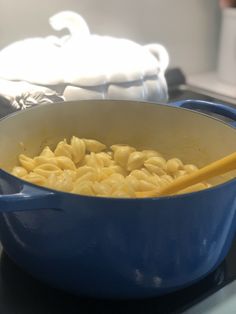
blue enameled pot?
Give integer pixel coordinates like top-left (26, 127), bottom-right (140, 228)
top-left (0, 99), bottom-right (235, 298)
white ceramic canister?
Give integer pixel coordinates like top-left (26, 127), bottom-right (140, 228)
top-left (0, 11), bottom-right (170, 104)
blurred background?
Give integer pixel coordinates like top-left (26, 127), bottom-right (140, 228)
top-left (1, 3), bottom-right (236, 314)
top-left (1, 0), bottom-right (235, 108)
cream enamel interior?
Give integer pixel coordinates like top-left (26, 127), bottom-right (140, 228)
top-left (1, 100), bottom-right (236, 186)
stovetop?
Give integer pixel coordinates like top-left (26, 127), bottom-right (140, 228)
top-left (0, 73), bottom-right (235, 314)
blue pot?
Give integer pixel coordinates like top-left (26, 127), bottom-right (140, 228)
top-left (0, 99), bottom-right (235, 299)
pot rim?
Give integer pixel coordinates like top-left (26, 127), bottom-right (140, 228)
top-left (0, 99), bottom-right (236, 202)
top-left (1, 99), bottom-right (236, 202)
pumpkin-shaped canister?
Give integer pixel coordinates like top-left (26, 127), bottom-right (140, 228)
top-left (0, 11), bottom-right (169, 104)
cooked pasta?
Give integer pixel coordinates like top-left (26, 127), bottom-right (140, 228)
top-left (11, 136), bottom-right (211, 198)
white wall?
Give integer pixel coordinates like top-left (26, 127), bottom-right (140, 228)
top-left (0, 0), bottom-right (221, 75)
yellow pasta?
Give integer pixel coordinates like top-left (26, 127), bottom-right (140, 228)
top-left (93, 181), bottom-right (112, 196)
top-left (102, 173), bottom-right (125, 190)
top-left (71, 136), bottom-right (86, 163)
top-left (108, 165), bottom-right (127, 176)
top-left (125, 175), bottom-right (140, 191)
top-left (63, 169), bottom-right (78, 181)
top-left (83, 139), bottom-right (106, 153)
top-left (40, 146), bottom-right (55, 158)
top-left (54, 139), bottom-right (72, 159)
top-left (11, 166), bottom-right (28, 177)
top-left (129, 169), bottom-right (150, 180)
top-left (137, 179), bottom-right (158, 191)
top-left (142, 150), bottom-right (163, 159)
top-left (46, 172), bottom-right (74, 192)
top-left (83, 152), bottom-right (103, 168)
top-left (11, 136), bottom-right (211, 198)
top-left (166, 158), bottom-right (183, 174)
top-left (184, 164), bottom-right (198, 173)
top-left (76, 165), bottom-right (92, 176)
top-left (75, 171), bottom-right (97, 184)
top-left (95, 152), bottom-right (114, 167)
top-left (56, 156), bottom-right (76, 170)
top-left (19, 154), bottom-right (36, 171)
top-left (174, 170), bottom-right (187, 179)
top-left (144, 156), bottom-right (167, 175)
top-left (33, 164), bottom-right (62, 178)
top-left (161, 174), bottom-right (174, 183)
top-left (127, 152), bottom-right (145, 171)
top-left (72, 180), bottom-right (95, 196)
top-left (23, 172), bottom-right (46, 185)
top-left (34, 156), bottom-right (58, 166)
top-left (112, 145), bottom-right (136, 168)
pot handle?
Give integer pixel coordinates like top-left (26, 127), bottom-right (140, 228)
top-left (0, 169), bottom-right (59, 212)
top-left (170, 100), bottom-right (236, 127)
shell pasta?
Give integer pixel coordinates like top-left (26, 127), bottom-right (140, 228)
top-left (11, 136), bottom-right (210, 198)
